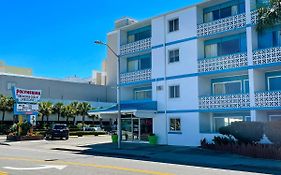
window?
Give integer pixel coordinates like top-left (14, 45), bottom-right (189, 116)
top-left (244, 80), bottom-right (250, 93)
top-left (169, 85), bottom-right (180, 98)
top-left (268, 76), bottom-right (281, 91)
top-left (204, 34), bottom-right (246, 58)
top-left (7, 82), bottom-right (16, 90)
top-left (170, 118), bottom-right (181, 132)
top-left (127, 26), bottom-right (151, 43)
top-left (203, 1), bottom-right (245, 23)
top-left (168, 49), bottom-right (179, 63)
top-left (168, 18), bottom-right (179, 32)
top-left (135, 90), bottom-right (152, 100)
top-left (127, 54), bottom-right (151, 72)
top-left (269, 115), bottom-right (281, 121)
top-left (213, 116), bottom-right (243, 132)
top-left (213, 81), bottom-right (242, 95)
top-left (258, 28), bottom-right (281, 49)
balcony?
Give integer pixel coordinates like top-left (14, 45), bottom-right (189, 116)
top-left (120, 38), bottom-right (151, 56)
top-left (255, 91), bottom-right (281, 108)
top-left (197, 13), bottom-right (246, 37)
top-left (253, 47), bottom-right (281, 65)
top-left (120, 69), bottom-right (151, 84)
top-left (198, 52), bottom-right (248, 73)
top-left (199, 93), bottom-right (250, 110)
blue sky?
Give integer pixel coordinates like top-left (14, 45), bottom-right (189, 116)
top-left (0, 0), bottom-right (201, 78)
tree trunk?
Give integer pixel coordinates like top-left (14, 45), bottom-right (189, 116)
top-left (41, 115), bottom-right (44, 122)
top-left (66, 116), bottom-right (69, 123)
top-left (47, 115), bottom-right (49, 123)
top-left (57, 113), bottom-right (60, 122)
top-left (2, 111), bottom-right (5, 123)
top-left (82, 115), bottom-right (85, 128)
top-left (73, 117), bottom-right (76, 125)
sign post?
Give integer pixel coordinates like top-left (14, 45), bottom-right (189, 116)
top-left (12, 87), bottom-right (41, 135)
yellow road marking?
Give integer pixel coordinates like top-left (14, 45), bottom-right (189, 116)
top-left (0, 171), bottom-right (8, 175)
top-left (0, 157), bottom-right (174, 175)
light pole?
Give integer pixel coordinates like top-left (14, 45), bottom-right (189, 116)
top-left (94, 40), bottom-right (122, 149)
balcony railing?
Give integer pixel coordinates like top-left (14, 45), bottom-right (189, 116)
top-left (255, 91), bottom-right (281, 108)
top-left (120, 38), bottom-right (151, 56)
top-left (198, 52), bottom-right (248, 73)
top-left (120, 69), bottom-right (151, 84)
top-left (197, 13), bottom-right (246, 37)
top-left (251, 10), bottom-right (258, 24)
top-left (253, 47), bottom-right (281, 65)
top-left (199, 93), bottom-right (250, 110)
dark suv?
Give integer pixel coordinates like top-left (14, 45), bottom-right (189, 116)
top-left (46, 124), bottom-right (69, 140)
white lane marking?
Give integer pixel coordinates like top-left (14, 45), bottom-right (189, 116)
top-left (3, 165), bottom-right (67, 171)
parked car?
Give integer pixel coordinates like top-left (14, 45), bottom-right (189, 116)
top-left (45, 124), bottom-right (69, 140)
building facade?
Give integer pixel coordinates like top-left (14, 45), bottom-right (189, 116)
top-left (95, 0), bottom-right (281, 146)
top-left (0, 61), bottom-right (32, 76)
top-left (0, 73), bottom-right (116, 123)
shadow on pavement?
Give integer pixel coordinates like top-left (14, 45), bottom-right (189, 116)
top-left (70, 142), bottom-right (281, 175)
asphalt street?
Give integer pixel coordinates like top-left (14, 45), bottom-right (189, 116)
top-left (0, 136), bottom-right (269, 175)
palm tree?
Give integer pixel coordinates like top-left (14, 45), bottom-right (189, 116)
top-left (61, 105), bottom-right (76, 124)
top-left (78, 102), bottom-right (92, 128)
top-left (0, 95), bottom-right (14, 123)
top-left (38, 102), bottom-right (53, 123)
top-left (70, 101), bottom-right (79, 125)
top-left (257, 0), bottom-right (281, 31)
top-left (52, 102), bottom-right (64, 122)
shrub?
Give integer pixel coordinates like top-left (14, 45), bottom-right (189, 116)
top-left (0, 124), bottom-right (10, 135)
top-left (213, 136), bottom-right (235, 145)
top-left (219, 122), bottom-right (264, 144)
top-left (264, 121), bottom-right (281, 144)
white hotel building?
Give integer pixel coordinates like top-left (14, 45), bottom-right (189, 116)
top-left (92, 0), bottom-right (281, 146)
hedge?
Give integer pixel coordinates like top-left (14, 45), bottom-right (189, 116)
top-left (264, 121), bottom-right (281, 144)
top-left (219, 122), bottom-right (264, 144)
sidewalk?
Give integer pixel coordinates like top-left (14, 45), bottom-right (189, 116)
top-left (78, 142), bottom-right (281, 174)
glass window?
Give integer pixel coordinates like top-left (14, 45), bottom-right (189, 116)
top-left (213, 81), bottom-right (242, 95)
top-left (140, 58), bottom-right (151, 70)
top-left (212, 9), bottom-right (220, 21)
top-left (220, 6), bottom-right (232, 18)
top-left (169, 85), bottom-right (180, 98)
top-left (168, 49), bottom-right (180, 63)
top-left (169, 18), bottom-right (179, 32)
top-left (244, 80), bottom-right (249, 93)
top-left (135, 90), bottom-right (152, 100)
top-left (270, 115), bottom-right (281, 121)
top-left (219, 39), bottom-right (240, 55)
top-left (213, 116), bottom-right (243, 132)
top-left (268, 76), bottom-right (281, 91)
top-left (135, 30), bottom-right (151, 41)
top-left (204, 12), bottom-right (213, 23)
top-left (170, 118), bottom-right (181, 132)
top-left (205, 44), bottom-right (218, 58)
top-left (128, 35), bottom-right (135, 43)
top-left (127, 59), bottom-right (139, 72)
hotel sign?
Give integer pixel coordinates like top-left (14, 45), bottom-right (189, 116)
top-left (14, 103), bottom-right (39, 115)
top-left (12, 87), bottom-right (41, 103)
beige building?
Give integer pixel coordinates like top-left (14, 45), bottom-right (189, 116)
top-left (0, 61), bottom-right (32, 76)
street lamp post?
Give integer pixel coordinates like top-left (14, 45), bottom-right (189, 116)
top-left (94, 40), bottom-right (122, 149)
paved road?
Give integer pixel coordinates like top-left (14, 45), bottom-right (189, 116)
top-left (0, 136), bottom-right (268, 175)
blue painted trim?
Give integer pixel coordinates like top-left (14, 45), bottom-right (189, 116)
top-left (120, 99), bottom-right (154, 104)
top-left (152, 44), bottom-right (164, 49)
top-left (166, 37), bottom-right (197, 46)
top-left (168, 132), bottom-right (182, 135)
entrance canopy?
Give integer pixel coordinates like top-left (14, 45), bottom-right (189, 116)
top-left (88, 101), bottom-right (157, 118)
